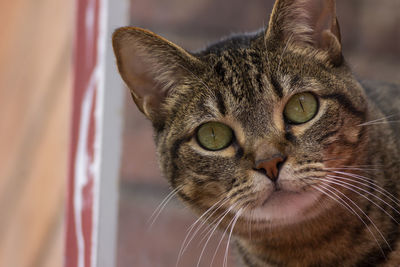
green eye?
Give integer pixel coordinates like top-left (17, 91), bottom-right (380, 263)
top-left (284, 92), bottom-right (318, 124)
top-left (197, 122), bottom-right (233, 151)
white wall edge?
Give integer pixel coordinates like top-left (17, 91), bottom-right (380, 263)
top-left (93, 0), bottom-right (128, 266)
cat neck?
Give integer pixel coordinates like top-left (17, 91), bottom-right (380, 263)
top-left (235, 205), bottom-right (357, 266)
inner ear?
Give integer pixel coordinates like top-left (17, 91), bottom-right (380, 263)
top-left (118, 42), bottom-right (169, 115)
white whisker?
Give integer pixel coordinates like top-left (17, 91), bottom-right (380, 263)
top-left (329, 171), bottom-right (400, 206)
top-left (313, 183), bottom-right (387, 256)
top-left (198, 201), bottom-right (238, 246)
top-left (210, 208), bottom-right (243, 267)
top-left (176, 197), bottom-right (228, 267)
top-left (196, 204), bottom-right (236, 267)
top-left (358, 114), bottom-right (398, 126)
top-left (210, 220), bottom-right (231, 267)
top-left (223, 209), bottom-right (243, 267)
top-left (323, 176), bottom-right (400, 223)
top-left (359, 120), bottom-right (400, 126)
top-left (182, 198), bottom-right (230, 255)
top-left (315, 180), bottom-right (391, 252)
top-left (148, 185), bottom-right (183, 229)
top-left (198, 204), bottom-right (233, 245)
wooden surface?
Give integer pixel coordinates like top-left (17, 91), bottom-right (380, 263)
top-left (0, 1), bottom-right (74, 266)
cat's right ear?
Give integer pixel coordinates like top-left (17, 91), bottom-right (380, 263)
top-left (112, 27), bottom-right (200, 122)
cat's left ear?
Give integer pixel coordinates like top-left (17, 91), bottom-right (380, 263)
top-left (266, 0), bottom-right (342, 66)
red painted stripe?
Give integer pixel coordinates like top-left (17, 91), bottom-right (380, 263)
top-left (65, 0), bottom-right (101, 266)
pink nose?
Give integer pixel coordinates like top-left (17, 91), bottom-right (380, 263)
top-left (255, 156), bottom-right (285, 181)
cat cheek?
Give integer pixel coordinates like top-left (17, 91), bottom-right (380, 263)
top-left (202, 180), bottom-right (226, 197)
top-left (343, 126), bottom-right (361, 144)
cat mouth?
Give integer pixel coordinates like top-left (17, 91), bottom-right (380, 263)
top-left (243, 186), bottom-right (321, 225)
top-left (261, 188), bottom-right (297, 206)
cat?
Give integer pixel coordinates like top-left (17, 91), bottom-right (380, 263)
top-left (112, 0), bottom-right (400, 266)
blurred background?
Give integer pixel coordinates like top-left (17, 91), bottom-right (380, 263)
top-left (0, 0), bottom-right (399, 267)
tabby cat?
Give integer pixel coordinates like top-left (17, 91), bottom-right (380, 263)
top-left (112, 0), bottom-right (400, 265)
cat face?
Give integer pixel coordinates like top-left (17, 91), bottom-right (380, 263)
top-left (158, 45), bottom-right (368, 231)
top-left (113, 0), bottom-right (368, 234)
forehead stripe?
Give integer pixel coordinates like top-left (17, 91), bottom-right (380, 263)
top-left (270, 74), bottom-right (284, 98)
top-left (215, 90), bottom-right (227, 116)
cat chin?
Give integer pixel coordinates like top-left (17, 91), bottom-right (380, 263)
top-left (242, 189), bottom-right (324, 227)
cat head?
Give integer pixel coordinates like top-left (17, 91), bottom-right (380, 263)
top-left (113, 0), bottom-right (368, 233)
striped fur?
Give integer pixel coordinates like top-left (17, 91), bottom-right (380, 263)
top-left (113, 0), bottom-right (400, 266)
